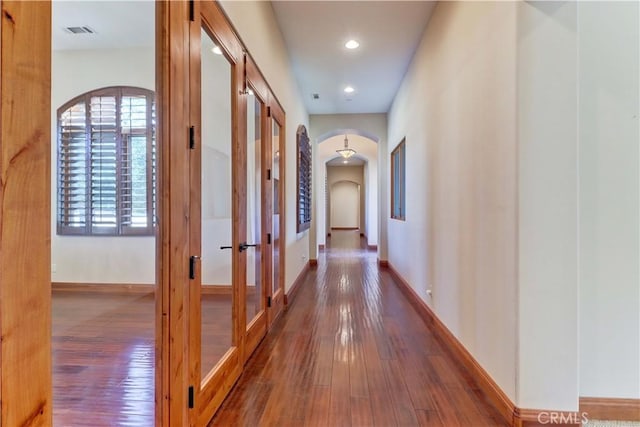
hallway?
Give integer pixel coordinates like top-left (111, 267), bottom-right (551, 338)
top-left (210, 230), bottom-right (507, 426)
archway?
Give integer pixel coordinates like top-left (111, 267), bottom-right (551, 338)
top-left (314, 131), bottom-right (379, 255)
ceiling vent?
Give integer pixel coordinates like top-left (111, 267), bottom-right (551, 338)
top-left (312, 93), bottom-right (320, 100)
top-left (65, 26), bottom-right (95, 34)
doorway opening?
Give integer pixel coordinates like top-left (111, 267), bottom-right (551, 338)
top-left (315, 131), bottom-right (379, 254)
top-left (51, 2), bottom-right (157, 424)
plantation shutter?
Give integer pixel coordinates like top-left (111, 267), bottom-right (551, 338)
top-left (58, 102), bottom-right (88, 234)
top-left (57, 86), bottom-right (156, 236)
top-left (120, 92), bottom-right (155, 234)
top-left (89, 94), bottom-right (118, 234)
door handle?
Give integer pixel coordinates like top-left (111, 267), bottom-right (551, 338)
top-left (239, 242), bottom-right (258, 252)
top-left (220, 243), bottom-right (258, 252)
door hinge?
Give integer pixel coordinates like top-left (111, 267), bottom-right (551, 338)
top-left (189, 126), bottom-right (195, 149)
top-left (267, 233), bottom-right (271, 244)
top-left (267, 296), bottom-right (272, 307)
top-left (189, 255), bottom-right (200, 280)
top-left (267, 169), bottom-right (271, 180)
top-left (189, 0), bottom-right (195, 22)
top-left (188, 385), bottom-right (194, 408)
top-left (267, 106), bottom-right (271, 117)
top-left (243, 52), bottom-right (248, 93)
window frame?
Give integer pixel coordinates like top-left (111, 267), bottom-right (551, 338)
top-left (391, 138), bottom-right (406, 221)
top-left (56, 86), bottom-right (156, 236)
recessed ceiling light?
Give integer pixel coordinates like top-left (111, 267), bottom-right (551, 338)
top-left (343, 160), bottom-right (349, 164)
top-left (345, 39), bottom-right (359, 49)
top-left (344, 86), bottom-right (355, 94)
top-left (212, 45), bottom-right (223, 55)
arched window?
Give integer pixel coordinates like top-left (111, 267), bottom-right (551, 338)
top-left (57, 86), bottom-right (156, 236)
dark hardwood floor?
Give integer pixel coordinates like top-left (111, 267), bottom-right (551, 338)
top-left (209, 230), bottom-right (507, 426)
top-left (52, 230), bottom-right (506, 426)
top-left (52, 291), bottom-right (155, 427)
top-left (52, 291), bottom-right (238, 426)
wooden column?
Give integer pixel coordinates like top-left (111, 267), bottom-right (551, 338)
top-left (0, 1), bottom-right (52, 425)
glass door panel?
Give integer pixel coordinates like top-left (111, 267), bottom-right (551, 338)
top-left (199, 27), bottom-right (233, 380)
top-left (246, 92), bottom-right (263, 328)
top-left (270, 116), bottom-right (285, 321)
top-left (272, 119), bottom-right (281, 300)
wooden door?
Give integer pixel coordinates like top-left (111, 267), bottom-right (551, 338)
top-left (158, 1), bottom-right (289, 425)
top-left (187, 3), bottom-right (244, 425)
top-left (243, 55), bottom-right (270, 358)
top-left (268, 102), bottom-right (286, 324)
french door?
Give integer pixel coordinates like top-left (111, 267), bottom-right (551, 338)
top-left (243, 55), bottom-right (270, 356)
top-left (268, 103), bottom-right (286, 325)
top-left (187, 3), bottom-right (274, 424)
top-left (188, 15), bottom-right (241, 424)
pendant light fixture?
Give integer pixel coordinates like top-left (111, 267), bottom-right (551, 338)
top-left (336, 134), bottom-right (356, 159)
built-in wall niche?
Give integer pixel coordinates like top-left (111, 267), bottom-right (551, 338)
top-left (296, 125), bottom-right (311, 232)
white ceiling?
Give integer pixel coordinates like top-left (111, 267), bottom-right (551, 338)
top-left (271, 1), bottom-right (436, 115)
top-left (327, 155), bottom-right (366, 167)
top-left (52, 1), bottom-right (435, 115)
top-left (320, 134), bottom-right (377, 168)
top-left (52, 1), bottom-right (154, 51)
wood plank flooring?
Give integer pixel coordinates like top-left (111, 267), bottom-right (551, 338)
top-left (209, 230), bottom-right (507, 426)
top-left (52, 230), bottom-right (506, 426)
top-left (52, 291), bottom-right (237, 426)
top-left (52, 291), bottom-right (155, 426)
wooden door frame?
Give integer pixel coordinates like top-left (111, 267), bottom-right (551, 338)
top-left (0, 2), bottom-right (285, 426)
top-left (0, 2), bottom-right (52, 425)
top-left (0, 2), bottom-right (178, 425)
top-left (157, 2), bottom-right (245, 425)
top-left (188, 2), bottom-right (246, 426)
top-left (156, 2), bottom-right (190, 426)
top-left (243, 53), bottom-right (271, 361)
top-left (158, 1), bottom-right (288, 425)
top-left (267, 99), bottom-right (286, 325)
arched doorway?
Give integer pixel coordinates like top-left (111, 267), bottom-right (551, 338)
top-left (314, 131), bottom-right (379, 254)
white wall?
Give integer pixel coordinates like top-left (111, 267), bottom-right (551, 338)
top-left (387, 0), bottom-right (518, 404)
top-left (51, 48), bottom-right (155, 284)
top-left (388, 0), bottom-right (638, 411)
top-left (327, 166), bottom-right (364, 231)
top-left (220, 1), bottom-right (309, 292)
top-left (517, 1), bottom-right (579, 410)
top-left (578, 1), bottom-right (640, 400)
top-left (330, 182), bottom-right (359, 229)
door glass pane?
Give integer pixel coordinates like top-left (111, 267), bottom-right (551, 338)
top-left (246, 92), bottom-right (262, 326)
top-left (272, 119), bottom-right (281, 296)
top-left (200, 28), bottom-right (233, 379)
top-left (51, 2), bottom-right (156, 425)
